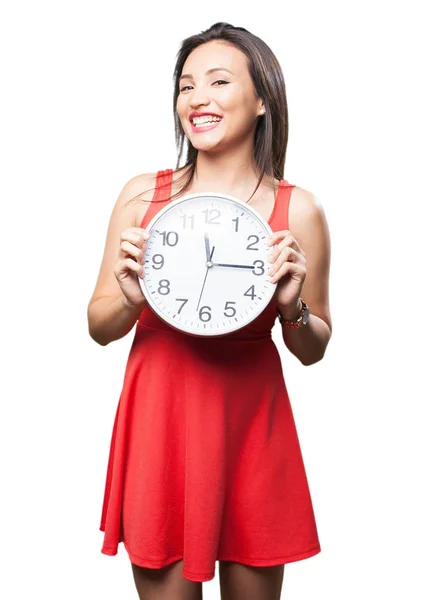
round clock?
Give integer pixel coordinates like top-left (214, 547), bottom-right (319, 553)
top-left (138, 192), bottom-right (277, 337)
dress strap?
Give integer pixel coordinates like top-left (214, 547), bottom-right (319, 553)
top-left (139, 168), bottom-right (174, 230)
top-left (270, 179), bottom-right (296, 232)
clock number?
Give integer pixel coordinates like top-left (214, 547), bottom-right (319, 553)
top-left (252, 260), bottom-right (265, 276)
top-left (246, 234), bottom-right (259, 250)
top-left (158, 279), bottom-right (170, 295)
top-left (176, 298), bottom-right (188, 314)
top-left (160, 231), bottom-right (179, 246)
top-left (152, 254), bottom-right (164, 269)
top-left (180, 214), bottom-right (195, 229)
top-left (224, 301), bottom-right (237, 317)
top-left (244, 285), bottom-right (256, 300)
top-left (202, 208), bottom-right (221, 224)
top-left (199, 306), bottom-right (212, 322)
top-left (232, 217), bottom-right (239, 232)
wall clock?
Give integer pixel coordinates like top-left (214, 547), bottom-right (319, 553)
top-left (138, 192), bottom-right (276, 337)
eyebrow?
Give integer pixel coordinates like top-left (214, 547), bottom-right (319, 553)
top-left (179, 67), bottom-right (234, 82)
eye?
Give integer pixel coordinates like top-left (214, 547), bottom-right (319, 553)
top-left (179, 80), bottom-right (229, 93)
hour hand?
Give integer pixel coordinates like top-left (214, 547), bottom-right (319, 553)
top-left (204, 232), bottom-right (211, 262)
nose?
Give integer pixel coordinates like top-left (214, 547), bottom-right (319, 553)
top-left (188, 87), bottom-right (211, 109)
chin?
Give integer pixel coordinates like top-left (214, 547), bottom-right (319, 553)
top-left (189, 134), bottom-right (224, 150)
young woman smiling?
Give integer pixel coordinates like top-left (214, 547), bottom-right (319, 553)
top-left (89, 21), bottom-right (332, 600)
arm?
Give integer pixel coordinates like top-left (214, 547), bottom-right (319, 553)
top-left (87, 173), bottom-right (155, 346)
top-left (88, 294), bottom-right (147, 347)
top-left (278, 188), bottom-right (332, 366)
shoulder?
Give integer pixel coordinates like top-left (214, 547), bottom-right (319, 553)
top-left (287, 184), bottom-right (329, 239)
top-left (122, 172), bottom-right (158, 202)
top-left (113, 172), bottom-right (158, 227)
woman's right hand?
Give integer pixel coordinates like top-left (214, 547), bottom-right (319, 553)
top-left (114, 227), bottom-right (150, 308)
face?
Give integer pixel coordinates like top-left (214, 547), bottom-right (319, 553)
top-left (176, 40), bottom-right (265, 152)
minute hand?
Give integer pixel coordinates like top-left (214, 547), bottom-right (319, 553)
top-left (211, 262), bottom-right (255, 269)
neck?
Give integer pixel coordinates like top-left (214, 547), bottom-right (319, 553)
top-left (190, 142), bottom-right (270, 196)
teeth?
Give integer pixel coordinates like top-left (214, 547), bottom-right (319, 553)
top-left (192, 116), bottom-right (222, 125)
top-left (194, 121), bottom-right (220, 127)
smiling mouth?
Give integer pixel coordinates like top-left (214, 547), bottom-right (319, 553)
top-left (190, 117), bottom-right (223, 132)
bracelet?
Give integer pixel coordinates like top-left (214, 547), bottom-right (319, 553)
top-left (277, 299), bottom-right (309, 328)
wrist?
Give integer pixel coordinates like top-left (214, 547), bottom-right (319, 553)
top-left (121, 294), bottom-right (147, 313)
top-left (277, 297), bottom-right (304, 321)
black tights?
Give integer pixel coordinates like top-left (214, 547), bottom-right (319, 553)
top-left (131, 559), bottom-right (285, 600)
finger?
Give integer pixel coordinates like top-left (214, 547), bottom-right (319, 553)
top-left (269, 260), bottom-right (300, 283)
top-left (266, 229), bottom-right (290, 247)
top-left (122, 232), bottom-right (148, 249)
top-left (122, 230), bottom-right (150, 248)
top-left (268, 246), bottom-right (297, 276)
top-left (115, 257), bottom-right (145, 279)
top-left (267, 230), bottom-right (302, 254)
top-left (134, 227), bottom-right (150, 240)
top-left (267, 235), bottom-right (297, 265)
top-left (121, 240), bottom-right (146, 263)
top-left (123, 257), bottom-right (145, 278)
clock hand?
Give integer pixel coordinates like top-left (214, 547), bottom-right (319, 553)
top-left (211, 263), bottom-right (255, 269)
top-left (196, 244), bottom-right (216, 312)
top-left (204, 232), bottom-right (211, 262)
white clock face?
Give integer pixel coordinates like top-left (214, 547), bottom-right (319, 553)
top-left (139, 192), bottom-right (276, 337)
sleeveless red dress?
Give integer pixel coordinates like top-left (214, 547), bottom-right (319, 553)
top-left (99, 168), bottom-right (321, 582)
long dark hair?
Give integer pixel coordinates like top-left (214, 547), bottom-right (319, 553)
top-left (128, 22), bottom-right (289, 206)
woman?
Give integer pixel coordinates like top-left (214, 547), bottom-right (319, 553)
top-left (88, 22), bottom-right (332, 600)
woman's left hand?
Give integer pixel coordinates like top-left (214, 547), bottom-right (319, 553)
top-left (266, 229), bottom-right (307, 317)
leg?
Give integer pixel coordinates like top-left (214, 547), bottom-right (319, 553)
top-left (219, 560), bottom-right (285, 600)
top-left (130, 559), bottom-right (203, 600)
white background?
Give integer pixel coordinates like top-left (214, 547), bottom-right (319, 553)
top-left (1, 1), bottom-right (441, 598)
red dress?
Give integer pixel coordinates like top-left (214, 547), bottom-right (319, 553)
top-left (99, 168), bottom-right (321, 582)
